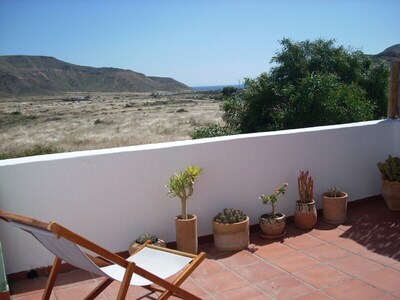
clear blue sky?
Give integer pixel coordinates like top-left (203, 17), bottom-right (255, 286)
top-left (0, 0), bottom-right (399, 86)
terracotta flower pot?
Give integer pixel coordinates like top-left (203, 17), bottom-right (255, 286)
top-left (382, 180), bottom-right (400, 211)
top-left (128, 239), bottom-right (166, 255)
top-left (212, 217), bottom-right (249, 251)
top-left (259, 213), bottom-right (286, 239)
top-left (175, 214), bottom-right (198, 254)
top-left (322, 192), bottom-right (348, 224)
top-left (294, 200), bottom-right (317, 230)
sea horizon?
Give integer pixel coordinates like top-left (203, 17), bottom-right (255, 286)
top-left (191, 84), bottom-right (243, 91)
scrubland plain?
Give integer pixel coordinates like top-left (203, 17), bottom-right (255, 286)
top-left (0, 91), bottom-right (223, 157)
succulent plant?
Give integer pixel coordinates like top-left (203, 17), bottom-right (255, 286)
top-left (298, 170), bottom-right (314, 203)
top-left (327, 186), bottom-right (341, 197)
top-left (166, 165), bottom-right (203, 219)
top-left (214, 208), bottom-right (248, 224)
top-left (377, 155), bottom-right (400, 182)
top-left (135, 233), bottom-right (158, 244)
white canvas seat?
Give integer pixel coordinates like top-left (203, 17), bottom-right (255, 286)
top-left (0, 210), bottom-right (206, 300)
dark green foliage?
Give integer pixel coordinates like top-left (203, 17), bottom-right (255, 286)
top-left (191, 124), bottom-right (230, 139)
top-left (221, 87), bottom-right (238, 99)
top-left (222, 38), bottom-right (390, 133)
top-left (377, 155), bottom-right (400, 182)
top-left (0, 144), bottom-right (62, 160)
top-left (214, 208), bottom-right (248, 224)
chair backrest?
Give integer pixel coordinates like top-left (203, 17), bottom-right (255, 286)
top-left (10, 221), bottom-right (107, 277)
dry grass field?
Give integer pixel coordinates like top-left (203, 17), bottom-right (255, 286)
top-left (0, 91), bottom-right (224, 158)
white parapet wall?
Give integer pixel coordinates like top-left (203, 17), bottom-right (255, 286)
top-left (0, 119), bottom-right (399, 274)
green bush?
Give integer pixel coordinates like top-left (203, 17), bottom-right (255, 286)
top-left (0, 144), bottom-right (62, 160)
top-left (191, 124), bottom-right (230, 139)
top-left (222, 38), bottom-right (389, 133)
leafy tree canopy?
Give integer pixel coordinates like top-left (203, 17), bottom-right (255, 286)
top-left (222, 38), bottom-right (390, 133)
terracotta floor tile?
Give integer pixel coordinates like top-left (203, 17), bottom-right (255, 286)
top-left (359, 250), bottom-right (399, 266)
top-left (9, 277), bottom-right (48, 295)
top-left (215, 285), bottom-right (271, 300)
top-left (53, 281), bottom-right (107, 299)
top-left (282, 232), bottom-right (326, 250)
top-left (292, 290), bottom-right (333, 300)
top-left (257, 274), bottom-right (315, 299)
top-left (53, 269), bottom-right (97, 289)
top-left (194, 270), bottom-right (250, 294)
top-left (191, 258), bottom-right (227, 278)
top-left (233, 260), bottom-right (286, 283)
top-left (302, 242), bottom-right (350, 262)
top-left (359, 268), bottom-right (400, 293)
top-left (323, 279), bottom-right (386, 300)
top-left (377, 295), bottom-right (399, 300)
top-left (198, 242), bottom-right (228, 258)
top-left (11, 293), bottom-right (57, 300)
top-left (390, 262), bottom-right (400, 271)
top-left (218, 249), bottom-right (262, 269)
top-left (330, 237), bottom-right (368, 253)
top-left (327, 253), bottom-right (382, 277)
top-left (177, 277), bottom-right (212, 299)
top-left (294, 264), bottom-right (349, 288)
top-left (102, 280), bottom-right (155, 299)
top-left (270, 251), bottom-right (319, 273)
top-left (308, 225), bottom-right (346, 242)
top-left (254, 240), bottom-right (296, 260)
top-left (391, 289), bottom-right (400, 298)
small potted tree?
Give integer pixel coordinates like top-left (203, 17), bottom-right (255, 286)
top-left (166, 165), bottom-right (203, 254)
top-left (322, 187), bottom-right (348, 224)
top-left (294, 170), bottom-right (317, 229)
top-left (377, 155), bottom-right (400, 210)
top-left (259, 183), bottom-right (288, 239)
top-left (212, 208), bottom-right (249, 251)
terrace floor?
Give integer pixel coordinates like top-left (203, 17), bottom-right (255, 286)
top-left (8, 199), bottom-right (400, 299)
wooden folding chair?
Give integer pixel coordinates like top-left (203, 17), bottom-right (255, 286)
top-left (0, 210), bottom-right (206, 299)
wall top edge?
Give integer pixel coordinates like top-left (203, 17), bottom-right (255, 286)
top-left (0, 119), bottom-right (395, 167)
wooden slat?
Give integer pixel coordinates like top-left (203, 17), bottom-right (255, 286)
top-left (388, 60), bottom-right (400, 119)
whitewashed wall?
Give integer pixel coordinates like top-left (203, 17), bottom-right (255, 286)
top-left (0, 119), bottom-right (399, 274)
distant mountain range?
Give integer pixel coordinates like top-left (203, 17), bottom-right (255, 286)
top-left (0, 56), bottom-right (191, 97)
top-left (0, 44), bottom-right (399, 97)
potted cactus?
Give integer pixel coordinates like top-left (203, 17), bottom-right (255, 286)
top-left (166, 165), bottom-right (203, 254)
top-left (322, 187), bottom-right (348, 224)
top-left (128, 233), bottom-right (166, 255)
top-left (212, 208), bottom-right (249, 251)
top-left (377, 155), bottom-right (400, 210)
top-left (294, 170), bottom-right (317, 229)
top-left (259, 183), bottom-right (288, 239)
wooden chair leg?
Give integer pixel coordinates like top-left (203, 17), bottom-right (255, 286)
top-left (42, 257), bottom-right (62, 300)
top-left (84, 278), bottom-right (113, 300)
top-left (116, 262), bottom-right (135, 300)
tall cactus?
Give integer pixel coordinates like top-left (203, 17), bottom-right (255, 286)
top-left (298, 170), bottom-right (314, 203)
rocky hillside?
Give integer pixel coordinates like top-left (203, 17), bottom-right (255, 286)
top-left (369, 44), bottom-right (400, 63)
top-left (0, 56), bottom-right (191, 96)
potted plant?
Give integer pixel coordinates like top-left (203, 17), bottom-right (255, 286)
top-left (166, 165), bottom-right (203, 254)
top-left (128, 233), bottom-right (166, 255)
top-left (322, 187), bottom-right (348, 224)
top-left (259, 183), bottom-right (288, 239)
top-left (212, 208), bottom-right (249, 251)
top-left (294, 170), bottom-right (317, 229)
top-left (377, 155), bottom-right (400, 210)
